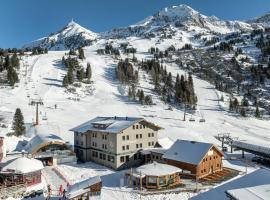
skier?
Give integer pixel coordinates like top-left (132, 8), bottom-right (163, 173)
top-left (59, 184), bottom-right (63, 196)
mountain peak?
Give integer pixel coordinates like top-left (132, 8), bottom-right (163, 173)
top-left (23, 20), bottom-right (98, 50)
top-left (158, 4), bottom-right (199, 18)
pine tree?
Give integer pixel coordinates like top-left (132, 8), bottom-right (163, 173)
top-left (240, 108), bottom-right (246, 117)
top-left (7, 67), bottom-right (18, 86)
top-left (86, 63), bottom-right (92, 79)
top-left (12, 108), bottom-right (25, 136)
top-left (145, 95), bottom-right (153, 105)
top-left (220, 95), bottom-right (224, 102)
top-left (76, 68), bottom-right (84, 81)
top-left (62, 75), bottom-right (68, 87)
top-left (139, 90), bottom-right (145, 104)
top-left (255, 105), bottom-right (260, 118)
top-left (10, 53), bottom-right (20, 69)
top-left (78, 47), bottom-right (85, 59)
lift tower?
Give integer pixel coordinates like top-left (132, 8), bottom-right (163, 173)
top-left (30, 98), bottom-right (43, 125)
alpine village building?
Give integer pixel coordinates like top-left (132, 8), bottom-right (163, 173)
top-left (71, 117), bottom-right (162, 170)
top-left (163, 140), bottom-right (224, 179)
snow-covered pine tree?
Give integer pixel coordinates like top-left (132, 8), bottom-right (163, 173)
top-left (12, 108), bottom-right (26, 136)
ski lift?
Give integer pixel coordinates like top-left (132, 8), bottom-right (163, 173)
top-left (199, 118), bottom-right (206, 123)
top-left (42, 112), bottom-right (48, 120)
top-left (189, 115), bottom-right (195, 122)
top-left (199, 112), bottom-right (206, 123)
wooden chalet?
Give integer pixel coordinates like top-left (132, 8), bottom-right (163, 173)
top-left (163, 140), bottom-right (224, 179)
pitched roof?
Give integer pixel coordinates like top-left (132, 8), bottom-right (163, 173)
top-left (70, 116), bottom-right (162, 134)
top-left (191, 168), bottom-right (270, 200)
top-left (1, 157), bottom-right (44, 174)
top-left (226, 184), bottom-right (270, 200)
top-left (67, 176), bottom-right (101, 199)
top-left (163, 140), bottom-right (221, 165)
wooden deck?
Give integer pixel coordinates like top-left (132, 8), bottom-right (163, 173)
top-left (199, 167), bottom-right (239, 184)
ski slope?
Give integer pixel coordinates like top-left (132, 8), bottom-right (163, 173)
top-left (1, 41), bottom-right (270, 151)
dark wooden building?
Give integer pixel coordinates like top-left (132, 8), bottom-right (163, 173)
top-left (163, 140), bottom-right (223, 179)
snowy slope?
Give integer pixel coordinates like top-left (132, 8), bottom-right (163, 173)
top-left (248, 12), bottom-right (270, 27)
top-left (2, 39), bottom-right (270, 150)
top-left (23, 20), bottom-right (98, 50)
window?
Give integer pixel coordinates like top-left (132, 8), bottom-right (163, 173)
top-left (122, 136), bottom-right (125, 141)
top-left (136, 125), bottom-right (139, 129)
top-left (136, 144), bottom-right (139, 148)
top-left (127, 135), bottom-right (129, 140)
top-left (210, 157), bottom-right (212, 160)
top-left (201, 170), bottom-right (203, 173)
top-left (217, 164), bottom-right (219, 167)
top-left (105, 135), bottom-right (107, 140)
top-left (143, 125), bottom-right (146, 129)
top-left (120, 156), bottom-right (125, 163)
top-left (148, 142), bottom-right (151, 146)
top-left (159, 177), bottom-right (166, 185)
top-left (148, 133), bottom-right (151, 137)
top-left (204, 169), bottom-right (206, 172)
top-left (105, 144), bottom-right (107, 149)
top-left (99, 153), bottom-right (102, 159)
top-left (111, 156), bottom-right (115, 163)
top-left (122, 146), bottom-right (125, 151)
top-left (108, 155), bottom-right (111, 161)
top-left (102, 154), bottom-right (106, 160)
top-left (140, 134), bottom-right (142, 138)
top-left (140, 125), bottom-right (142, 129)
top-left (140, 143), bottom-right (142, 148)
top-left (126, 155), bottom-right (130, 162)
top-left (126, 145), bottom-right (129, 150)
top-left (81, 141), bottom-right (83, 146)
top-left (76, 140), bottom-right (78, 145)
top-left (136, 134), bottom-right (139, 139)
top-left (152, 133), bottom-right (154, 137)
top-left (133, 125), bottom-right (135, 129)
top-left (152, 141), bottom-right (154, 146)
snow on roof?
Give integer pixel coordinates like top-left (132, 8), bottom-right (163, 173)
top-left (163, 140), bottom-right (217, 165)
top-left (226, 184), bottom-right (270, 200)
top-left (67, 176), bottom-right (101, 199)
top-left (140, 148), bottom-right (167, 155)
top-left (157, 137), bottom-right (174, 149)
top-left (25, 125), bottom-right (65, 153)
top-left (232, 140), bottom-right (270, 157)
top-left (191, 168), bottom-right (270, 200)
top-left (1, 157), bottom-right (44, 174)
top-left (134, 162), bottom-right (181, 177)
top-left (70, 116), bottom-right (161, 134)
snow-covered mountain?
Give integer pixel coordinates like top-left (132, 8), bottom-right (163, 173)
top-left (248, 12), bottom-right (270, 27)
top-left (106, 5), bottom-right (255, 38)
top-left (23, 20), bottom-right (98, 50)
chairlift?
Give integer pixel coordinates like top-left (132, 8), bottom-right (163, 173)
top-left (199, 112), bottom-right (206, 123)
top-left (42, 112), bottom-right (48, 120)
top-left (189, 115), bottom-right (195, 122)
top-left (199, 118), bottom-right (206, 123)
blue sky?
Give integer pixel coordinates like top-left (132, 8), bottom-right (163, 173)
top-left (0, 0), bottom-right (270, 48)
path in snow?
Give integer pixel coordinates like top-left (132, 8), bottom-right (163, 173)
top-left (42, 167), bottom-right (67, 197)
